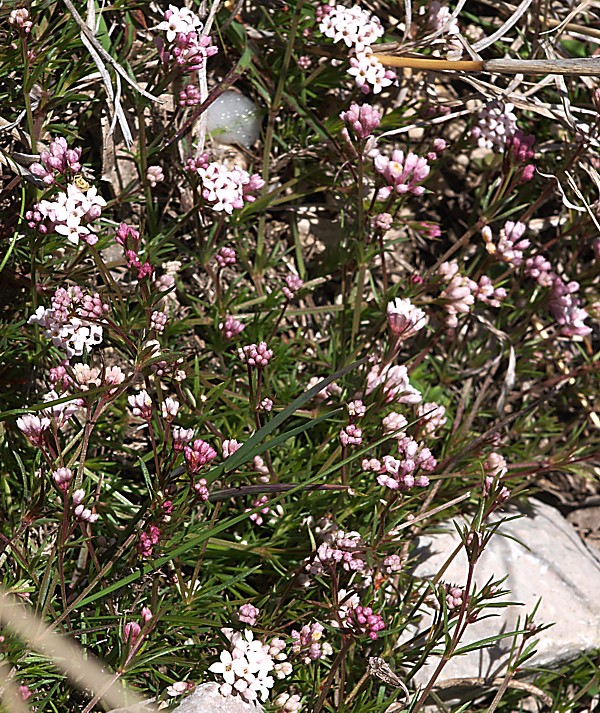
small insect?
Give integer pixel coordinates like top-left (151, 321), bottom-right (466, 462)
top-left (73, 173), bottom-right (91, 191)
top-left (368, 657), bottom-right (410, 698)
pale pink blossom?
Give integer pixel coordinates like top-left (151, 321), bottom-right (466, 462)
top-left (238, 342), bottom-right (273, 367)
top-left (374, 150), bottom-right (430, 199)
top-left (146, 165), bottom-right (164, 187)
top-left (17, 414), bottom-right (51, 446)
top-left (386, 297), bottom-right (427, 339)
top-left (156, 4), bottom-right (202, 42)
top-left (128, 390), bottom-right (152, 419)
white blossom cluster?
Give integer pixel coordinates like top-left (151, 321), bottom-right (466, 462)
top-left (318, 3), bottom-right (396, 94)
top-left (29, 306), bottom-right (103, 358)
top-left (31, 183), bottom-right (107, 245)
top-left (156, 4), bottom-right (202, 41)
top-left (28, 288), bottom-right (105, 358)
top-left (208, 629), bottom-right (291, 704)
top-left (472, 102), bottom-right (518, 150)
top-left (365, 363), bottom-right (422, 404)
top-left (193, 162), bottom-right (264, 214)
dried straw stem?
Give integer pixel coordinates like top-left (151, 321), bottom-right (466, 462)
top-left (373, 54), bottom-right (600, 76)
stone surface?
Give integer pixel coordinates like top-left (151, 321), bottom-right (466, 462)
top-left (172, 684), bottom-right (263, 713)
top-left (408, 499), bottom-right (600, 686)
top-left (206, 91), bottom-right (260, 148)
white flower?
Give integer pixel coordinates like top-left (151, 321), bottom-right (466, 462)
top-left (386, 297), bottom-right (428, 339)
top-left (157, 4), bottom-right (202, 42)
top-left (208, 650), bottom-right (236, 685)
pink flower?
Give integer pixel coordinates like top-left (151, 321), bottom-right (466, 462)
top-left (9, 8), bottom-right (33, 32)
top-left (179, 83), bottom-right (202, 106)
top-left (247, 495), bottom-right (270, 525)
top-left (17, 414), bottom-right (51, 446)
top-left (374, 150), bottom-right (430, 198)
top-left (340, 424), bottom-right (362, 447)
top-left (147, 165), bottom-right (164, 187)
top-left (221, 315), bottom-right (245, 340)
top-left (238, 342), bottom-right (273, 367)
top-left (340, 102), bottom-right (381, 139)
top-left (173, 426), bottom-right (194, 451)
top-left (222, 438), bottom-right (242, 458)
top-left (282, 274), bottom-right (304, 300)
top-left (238, 603), bottom-right (260, 625)
top-left (549, 276), bottom-right (592, 338)
top-left (216, 246), bottom-right (237, 267)
top-left (53, 467), bottom-right (73, 491)
top-left (386, 297), bottom-right (428, 339)
top-left (128, 390), bottom-right (152, 419)
top-left (346, 604), bottom-right (385, 640)
top-left (124, 622), bottom-right (141, 645)
top-left (184, 439), bottom-right (217, 473)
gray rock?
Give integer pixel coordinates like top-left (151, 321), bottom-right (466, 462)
top-left (172, 683), bottom-right (263, 713)
top-left (407, 499), bottom-right (600, 686)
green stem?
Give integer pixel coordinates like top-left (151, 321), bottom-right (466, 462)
top-left (256, 0), bottom-right (305, 269)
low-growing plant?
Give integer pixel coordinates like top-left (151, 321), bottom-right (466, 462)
top-left (0, 0), bottom-right (598, 711)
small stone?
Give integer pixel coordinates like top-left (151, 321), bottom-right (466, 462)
top-left (172, 683), bottom-right (264, 713)
top-left (206, 92), bottom-right (260, 148)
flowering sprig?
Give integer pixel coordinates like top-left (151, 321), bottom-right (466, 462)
top-left (26, 183), bottom-right (106, 245)
top-left (28, 286), bottom-right (107, 357)
top-left (317, 3), bottom-right (396, 94)
top-left (208, 628), bottom-right (291, 703)
top-left (186, 155), bottom-right (265, 214)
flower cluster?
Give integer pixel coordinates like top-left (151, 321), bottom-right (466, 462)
top-left (9, 7), bottom-right (32, 32)
top-left (208, 629), bottom-right (291, 703)
top-left (482, 220), bottom-right (530, 266)
top-left (170, 31), bottom-right (218, 72)
top-left (17, 414), bottom-right (51, 447)
top-left (340, 102), bottom-right (381, 140)
top-left (437, 260), bottom-right (478, 327)
top-left (156, 5), bottom-right (217, 73)
top-left (238, 604), bottom-right (260, 626)
top-left (246, 495), bottom-right (270, 525)
top-left (291, 622), bottom-right (332, 664)
top-left (73, 489), bottom-right (99, 523)
top-left (362, 439), bottom-right (434, 490)
top-left (29, 137), bottom-right (82, 185)
top-left (114, 222), bottom-right (154, 280)
top-left (374, 150), bottom-right (430, 199)
top-left (184, 438), bottom-right (217, 474)
top-left (506, 129), bottom-right (536, 182)
top-left (339, 423), bottom-right (362, 446)
top-left (346, 604), bottom-right (385, 640)
top-left (28, 286), bottom-right (107, 357)
top-left (187, 156), bottom-right (265, 214)
top-left (216, 246), bottom-right (237, 267)
top-left (238, 342), bottom-right (273, 367)
top-left (386, 297), bottom-right (428, 339)
top-left (307, 528), bottom-right (369, 576)
top-left (138, 524), bottom-right (161, 558)
top-left (444, 584), bottom-right (466, 610)
top-left (365, 363), bottom-right (422, 404)
top-left (318, 3), bottom-right (396, 94)
top-left (274, 692), bottom-right (302, 712)
top-left (416, 401), bottom-right (447, 436)
top-left (178, 83), bottom-right (201, 106)
top-left (472, 101), bottom-right (518, 150)
top-left (549, 275), bottom-right (592, 338)
top-left (156, 4), bottom-right (202, 40)
top-left (26, 182), bottom-right (106, 245)
top-left (221, 315), bottom-right (245, 340)
top-left (282, 274), bottom-right (304, 300)
top-left (381, 411), bottom-right (408, 437)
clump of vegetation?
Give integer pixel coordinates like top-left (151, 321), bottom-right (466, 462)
top-left (0, 0), bottom-right (598, 711)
